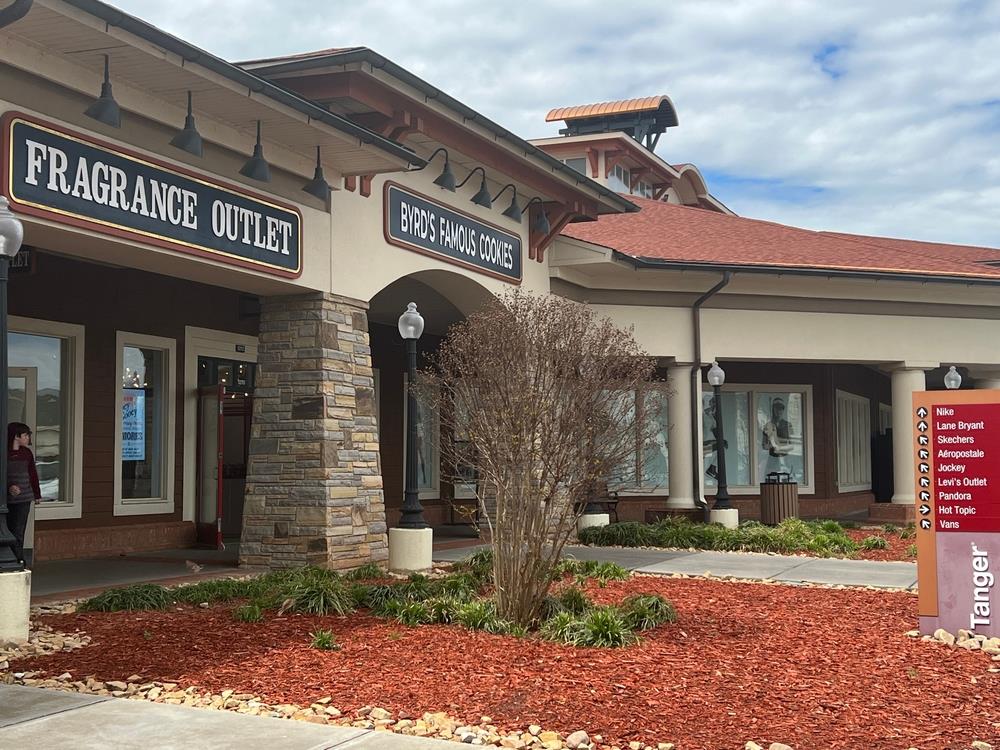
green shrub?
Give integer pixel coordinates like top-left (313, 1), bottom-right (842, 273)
top-left (899, 524), bottom-right (916, 540)
top-left (310, 629), bottom-right (339, 651)
top-left (591, 561), bottom-right (630, 582)
top-left (425, 596), bottom-right (462, 624)
top-left (79, 584), bottom-right (172, 612)
top-left (346, 562), bottom-right (384, 581)
top-left (173, 578), bottom-right (257, 605)
top-left (456, 547), bottom-right (494, 581)
top-left (435, 572), bottom-right (480, 599)
top-left (539, 611), bottom-right (583, 643)
top-left (620, 594), bottom-right (677, 630)
top-left (454, 600), bottom-right (506, 632)
top-left (355, 584), bottom-right (399, 611)
top-left (906, 543), bottom-right (918, 558)
top-left (575, 607), bottom-right (639, 648)
top-left (818, 519), bottom-right (844, 534)
top-left (860, 535), bottom-right (890, 551)
top-left (557, 586), bottom-right (593, 615)
top-left (392, 601), bottom-right (433, 626)
top-left (881, 523), bottom-right (898, 534)
top-left (277, 571), bottom-right (355, 616)
top-left (232, 602), bottom-right (263, 623)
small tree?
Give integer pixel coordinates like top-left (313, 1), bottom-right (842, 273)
top-left (427, 290), bottom-right (657, 627)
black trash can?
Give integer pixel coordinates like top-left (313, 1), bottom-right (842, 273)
top-left (760, 471), bottom-right (799, 525)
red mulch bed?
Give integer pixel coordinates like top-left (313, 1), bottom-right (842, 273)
top-left (845, 529), bottom-right (916, 562)
top-left (15, 578), bottom-right (998, 750)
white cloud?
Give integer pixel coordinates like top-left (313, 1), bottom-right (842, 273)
top-left (109, 0), bottom-right (1000, 246)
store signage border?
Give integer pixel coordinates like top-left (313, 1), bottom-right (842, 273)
top-left (1, 113), bottom-right (302, 278)
top-left (383, 182), bottom-right (523, 283)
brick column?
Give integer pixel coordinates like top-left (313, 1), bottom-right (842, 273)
top-left (239, 292), bottom-right (387, 570)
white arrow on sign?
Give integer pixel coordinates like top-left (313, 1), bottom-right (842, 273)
top-left (920, 491), bottom-right (931, 502)
top-left (918, 435), bottom-right (929, 446)
top-left (919, 463), bottom-right (930, 473)
top-left (920, 504), bottom-right (931, 515)
top-left (918, 421), bottom-right (929, 432)
top-left (917, 407), bottom-right (928, 418)
top-left (919, 449), bottom-right (929, 460)
top-left (920, 477), bottom-right (930, 487)
top-left (921, 518), bottom-right (932, 529)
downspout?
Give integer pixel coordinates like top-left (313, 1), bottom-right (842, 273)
top-left (0, 0), bottom-right (32, 28)
top-left (691, 272), bottom-right (732, 521)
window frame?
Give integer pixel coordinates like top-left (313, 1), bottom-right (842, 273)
top-left (877, 402), bottom-right (892, 435)
top-left (9, 316), bottom-right (85, 521)
top-left (836, 389), bottom-right (873, 493)
top-left (114, 331), bottom-right (177, 516)
top-left (703, 383), bottom-right (815, 495)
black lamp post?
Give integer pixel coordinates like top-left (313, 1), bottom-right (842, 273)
top-left (398, 302), bottom-right (428, 529)
top-left (707, 361), bottom-right (731, 511)
top-left (0, 197), bottom-right (25, 571)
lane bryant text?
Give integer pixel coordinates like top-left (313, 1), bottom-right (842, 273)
top-left (399, 199), bottom-right (515, 271)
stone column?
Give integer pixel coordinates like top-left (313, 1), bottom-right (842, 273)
top-left (891, 366), bottom-right (928, 505)
top-left (240, 292), bottom-right (387, 570)
top-left (665, 364), bottom-right (698, 508)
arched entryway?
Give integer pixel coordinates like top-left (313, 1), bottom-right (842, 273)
top-left (368, 270), bottom-right (494, 531)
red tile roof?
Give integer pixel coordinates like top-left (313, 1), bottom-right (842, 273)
top-left (560, 196), bottom-right (1000, 280)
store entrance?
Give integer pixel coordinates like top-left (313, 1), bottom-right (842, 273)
top-left (195, 357), bottom-right (254, 548)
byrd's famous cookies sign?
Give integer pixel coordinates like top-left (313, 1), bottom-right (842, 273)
top-left (914, 389), bottom-right (1000, 636)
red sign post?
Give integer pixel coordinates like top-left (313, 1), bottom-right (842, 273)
top-left (914, 390), bottom-right (1000, 636)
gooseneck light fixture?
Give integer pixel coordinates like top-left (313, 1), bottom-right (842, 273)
top-left (492, 183), bottom-right (522, 221)
top-left (523, 196), bottom-right (551, 235)
top-left (419, 147), bottom-right (455, 191)
top-left (84, 55), bottom-right (121, 128)
top-left (456, 166), bottom-right (492, 208)
top-left (239, 121), bottom-right (271, 183)
top-left (707, 361), bottom-right (732, 511)
top-left (944, 365), bottom-right (962, 390)
top-left (398, 302), bottom-right (428, 529)
top-left (169, 91), bottom-right (203, 157)
top-left (0, 197), bottom-right (25, 571)
top-left (302, 146), bottom-right (331, 201)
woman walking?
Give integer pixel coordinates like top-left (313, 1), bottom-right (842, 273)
top-left (7, 422), bottom-right (40, 565)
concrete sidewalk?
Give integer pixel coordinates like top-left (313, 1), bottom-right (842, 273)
top-left (0, 684), bottom-right (445, 750)
top-left (433, 545), bottom-right (919, 590)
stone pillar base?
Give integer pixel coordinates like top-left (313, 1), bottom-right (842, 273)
top-left (0, 570), bottom-right (31, 644)
top-left (388, 528), bottom-right (433, 572)
top-left (709, 508), bottom-right (739, 529)
top-left (577, 513), bottom-right (610, 533)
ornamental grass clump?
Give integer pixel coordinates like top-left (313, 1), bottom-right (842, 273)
top-left (79, 583), bottom-right (172, 612)
top-left (275, 569), bottom-right (356, 616)
top-left (346, 562), bottom-right (385, 581)
top-left (232, 602), bottom-right (263, 623)
top-left (309, 629), bottom-right (339, 651)
top-left (575, 607), bottom-right (639, 648)
top-left (620, 594), bottom-right (677, 630)
top-left (860, 535), bottom-right (890, 551)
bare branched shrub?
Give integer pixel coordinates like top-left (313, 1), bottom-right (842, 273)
top-left (424, 290), bottom-right (656, 626)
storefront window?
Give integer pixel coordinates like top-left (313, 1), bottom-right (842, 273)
top-left (702, 386), bottom-right (811, 490)
top-left (702, 391), bottom-right (752, 487)
top-left (452, 392), bottom-right (477, 499)
top-left (121, 346), bottom-right (165, 499)
top-left (403, 376), bottom-right (440, 498)
top-left (116, 332), bottom-right (175, 514)
top-left (608, 387), bottom-right (669, 492)
top-left (7, 331), bottom-right (71, 503)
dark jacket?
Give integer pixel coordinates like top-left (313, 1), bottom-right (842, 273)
top-left (7, 446), bottom-right (41, 503)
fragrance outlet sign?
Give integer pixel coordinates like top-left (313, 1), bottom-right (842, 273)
top-left (2, 115), bottom-right (302, 277)
top-left (914, 390), bottom-right (1000, 637)
top-left (384, 182), bottom-right (522, 282)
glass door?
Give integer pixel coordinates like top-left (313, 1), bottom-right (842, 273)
top-left (196, 384), bottom-right (224, 548)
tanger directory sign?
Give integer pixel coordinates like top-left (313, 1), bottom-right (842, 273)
top-left (914, 390), bottom-right (1000, 637)
top-left (384, 182), bottom-right (522, 283)
top-left (2, 113), bottom-right (302, 277)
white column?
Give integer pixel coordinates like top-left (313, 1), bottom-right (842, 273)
top-left (665, 364), bottom-right (697, 508)
top-left (891, 367), bottom-right (927, 504)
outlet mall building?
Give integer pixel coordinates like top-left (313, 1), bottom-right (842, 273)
top-left (6, 0), bottom-right (1000, 567)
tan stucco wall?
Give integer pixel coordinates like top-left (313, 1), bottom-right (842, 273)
top-left (330, 168), bottom-right (548, 305)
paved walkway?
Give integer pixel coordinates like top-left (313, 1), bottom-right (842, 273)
top-left (0, 684), bottom-right (445, 749)
top-left (433, 545), bottom-right (919, 589)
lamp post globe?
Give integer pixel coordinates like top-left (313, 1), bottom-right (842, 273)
top-left (708, 361), bottom-right (731, 511)
top-left (398, 303), bottom-right (428, 529)
top-left (944, 366), bottom-right (962, 391)
top-left (0, 196), bottom-right (25, 571)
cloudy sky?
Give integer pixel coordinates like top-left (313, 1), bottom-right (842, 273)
top-left (111, 0), bottom-right (1000, 247)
